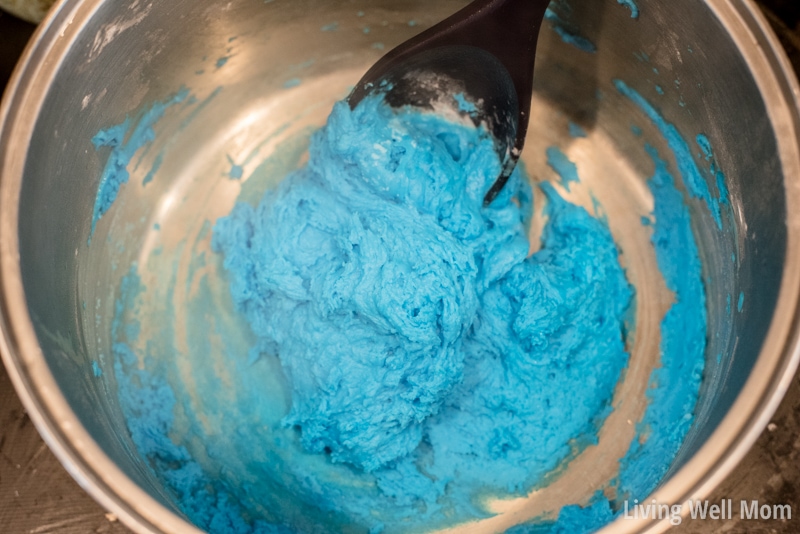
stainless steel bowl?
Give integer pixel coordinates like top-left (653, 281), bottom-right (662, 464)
top-left (1, 0), bottom-right (800, 533)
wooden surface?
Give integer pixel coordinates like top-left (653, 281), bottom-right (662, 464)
top-left (1, 2), bottom-right (800, 533)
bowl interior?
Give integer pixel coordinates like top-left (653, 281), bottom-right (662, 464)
top-left (7, 0), bottom-right (790, 532)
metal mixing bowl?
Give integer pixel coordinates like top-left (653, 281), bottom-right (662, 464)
top-left (1, 0), bottom-right (800, 532)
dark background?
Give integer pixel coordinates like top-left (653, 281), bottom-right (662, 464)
top-left (2, 1), bottom-right (800, 532)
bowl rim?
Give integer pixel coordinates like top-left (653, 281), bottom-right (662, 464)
top-left (0, 0), bottom-right (208, 531)
top-left (1, 0), bottom-right (799, 533)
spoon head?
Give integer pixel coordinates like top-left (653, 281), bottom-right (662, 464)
top-left (348, 45), bottom-right (520, 203)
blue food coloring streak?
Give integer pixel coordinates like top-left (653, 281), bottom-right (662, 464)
top-left (226, 155), bottom-right (244, 180)
top-left (617, 0), bottom-right (639, 19)
top-left (696, 134), bottom-right (730, 206)
top-left (142, 152), bottom-right (164, 186)
top-left (90, 89), bottom-right (189, 237)
top-left (546, 146), bottom-right (580, 191)
top-left (568, 122), bottom-right (587, 138)
top-left (180, 87), bottom-right (223, 132)
top-left (544, 8), bottom-right (597, 53)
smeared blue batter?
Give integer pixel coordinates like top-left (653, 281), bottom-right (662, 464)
top-left (615, 145), bottom-right (706, 500)
top-left (546, 146), bottom-right (580, 191)
top-left (614, 80), bottom-right (727, 228)
top-left (617, 0), bottom-right (639, 19)
top-left (544, 8), bottom-right (597, 53)
top-left (696, 134), bottom-right (730, 206)
top-left (206, 94), bottom-right (632, 528)
top-left (568, 122), bottom-right (587, 139)
top-left (506, 83), bottom-right (713, 533)
top-left (102, 78), bottom-right (714, 533)
top-left (91, 89), bottom-right (189, 237)
top-left (112, 269), bottom-right (294, 534)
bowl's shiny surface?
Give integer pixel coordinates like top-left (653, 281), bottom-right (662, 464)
top-left (1, 0), bottom-right (800, 533)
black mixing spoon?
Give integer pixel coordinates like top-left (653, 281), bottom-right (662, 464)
top-left (347, 0), bottom-right (551, 206)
